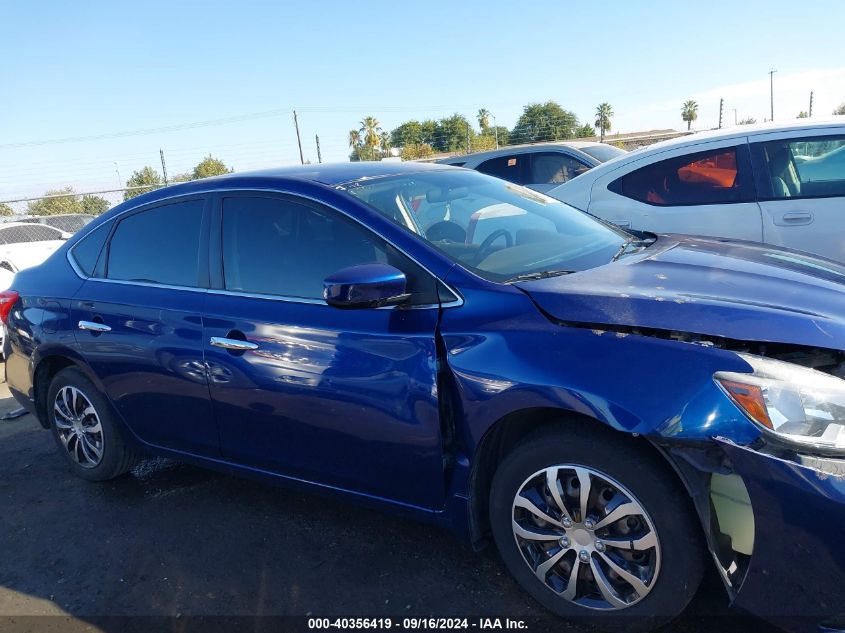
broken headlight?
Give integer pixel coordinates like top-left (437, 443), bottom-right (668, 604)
top-left (715, 353), bottom-right (845, 452)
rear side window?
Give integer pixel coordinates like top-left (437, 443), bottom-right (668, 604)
top-left (529, 152), bottom-right (589, 185)
top-left (222, 196), bottom-right (439, 304)
top-left (476, 155), bottom-right (528, 185)
top-left (609, 146), bottom-right (752, 205)
top-left (70, 221), bottom-right (112, 276)
top-left (756, 135), bottom-right (845, 200)
top-left (106, 200), bottom-right (204, 287)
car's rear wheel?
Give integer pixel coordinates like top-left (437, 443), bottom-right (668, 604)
top-left (489, 424), bottom-right (704, 631)
top-left (48, 367), bottom-right (138, 481)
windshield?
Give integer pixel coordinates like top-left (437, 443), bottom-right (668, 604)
top-left (579, 144), bottom-right (627, 162)
top-left (343, 169), bottom-right (629, 282)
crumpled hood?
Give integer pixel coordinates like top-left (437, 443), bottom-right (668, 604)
top-left (516, 235), bottom-right (845, 350)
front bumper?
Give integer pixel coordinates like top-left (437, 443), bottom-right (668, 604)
top-left (717, 440), bottom-right (845, 632)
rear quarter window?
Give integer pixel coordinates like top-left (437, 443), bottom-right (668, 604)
top-left (70, 221), bottom-right (112, 277)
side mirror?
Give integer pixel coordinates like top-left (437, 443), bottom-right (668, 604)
top-left (323, 263), bottom-right (410, 309)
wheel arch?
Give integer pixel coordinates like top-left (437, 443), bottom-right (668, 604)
top-left (465, 407), bottom-right (702, 551)
top-left (32, 347), bottom-right (108, 429)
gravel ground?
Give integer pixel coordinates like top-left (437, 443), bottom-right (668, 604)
top-left (0, 375), bottom-right (777, 633)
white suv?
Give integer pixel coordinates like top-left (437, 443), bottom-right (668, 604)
top-left (548, 120), bottom-right (845, 263)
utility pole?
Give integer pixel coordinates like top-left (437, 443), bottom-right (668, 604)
top-left (293, 110), bottom-right (304, 165)
top-left (809, 91), bottom-right (814, 118)
top-left (315, 134), bottom-right (322, 164)
top-left (466, 122), bottom-right (471, 155)
top-left (733, 109), bottom-right (738, 125)
top-left (491, 113), bottom-right (499, 149)
top-left (718, 98), bottom-right (724, 129)
top-left (769, 69), bottom-right (777, 121)
top-left (113, 162), bottom-right (122, 188)
top-left (159, 149), bottom-right (169, 185)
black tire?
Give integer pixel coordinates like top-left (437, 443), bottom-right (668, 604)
top-left (47, 367), bottom-right (138, 481)
top-left (489, 424), bottom-right (705, 632)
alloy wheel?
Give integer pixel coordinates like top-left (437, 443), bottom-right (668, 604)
top-left (511, 464), bottom-right (661, 610)
top-left (53, 385), bottom-right (104, 468)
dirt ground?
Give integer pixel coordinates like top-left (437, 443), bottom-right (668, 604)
top-left (0, 372), bottom-right (777, 633)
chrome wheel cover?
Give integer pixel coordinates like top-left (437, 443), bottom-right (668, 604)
top-left (511, 464), bottom-right (661, 610)
top-left (53, 386), bottom-right (104, 469)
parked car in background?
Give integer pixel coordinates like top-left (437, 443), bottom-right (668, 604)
top-left (5, 163), bottom-right (845, 632)
top-left (437, 141), bottom-right (627, 192)
top-left (548, 120), bottom-right (845, 263)
top-left (0, 222), bottom-right (68, 355)
top-left (12, 213), bottom-right (95, 234)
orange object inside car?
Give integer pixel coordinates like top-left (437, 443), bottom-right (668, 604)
top-left (677, 151), bottom-right (738, 188)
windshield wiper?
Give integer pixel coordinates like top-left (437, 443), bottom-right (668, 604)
top-left (506, 269), bottom-right (574, 283)
top-left (611, 237), bottom-right (653, 262)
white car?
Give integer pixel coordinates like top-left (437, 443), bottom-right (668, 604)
top-left (437, 141), bottom-right (627, 193)
top-left (0, 223), bottom-right (68, 355)
top-left (548, 120), bottom-right (845, 263)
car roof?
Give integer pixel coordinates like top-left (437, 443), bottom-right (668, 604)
top-left (437, 141), bottom-right (607, 164)
top-left (637, 118), bottom-right (845, 153)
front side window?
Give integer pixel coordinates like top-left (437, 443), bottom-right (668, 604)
top-left (106, 200), bottom-right (204, 287)
top-left (529, 152), bottom-right (590, 185)
top-left (476, 155), bottom-right (528, 185)
top-left (221, 196), bottom-right (438, 303)
top-left (609, 146), bottom-right (752, 206)
top-left (757, 135), bottom-right (845, 199)
top-left (344, 170), bottom-right (630, 281)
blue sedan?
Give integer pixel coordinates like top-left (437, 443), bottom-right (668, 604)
top-left (3, 162), bottom-right (844, 631)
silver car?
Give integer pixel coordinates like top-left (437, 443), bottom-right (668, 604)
top-left (437, 141), bottom-right (626, 193)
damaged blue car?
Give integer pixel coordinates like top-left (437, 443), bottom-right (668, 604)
top-left (3, 162), bottom-right (844, 631)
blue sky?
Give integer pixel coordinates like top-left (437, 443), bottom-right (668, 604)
top-left (2, 0), bottom-right (845, 205)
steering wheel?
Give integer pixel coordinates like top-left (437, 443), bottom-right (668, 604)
top-left (474, 229), bottom-right (513, 264)
top-left (426, 220), bottom-right (467, 243)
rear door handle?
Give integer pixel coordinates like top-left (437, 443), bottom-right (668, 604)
top-left (78, 320), bottom-right (111, 333)
top-left (779, 212), bottom-right (813, 225)
top-left (210, 336), bottom-right (258, 351)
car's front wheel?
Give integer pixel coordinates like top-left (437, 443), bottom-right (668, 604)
top-left (48, 367), bottom-right (138, 481)
top-left (489, 424), bottom-right (705, 631)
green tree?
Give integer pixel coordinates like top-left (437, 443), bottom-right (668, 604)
top-left (171, 173), bottom-right (193, 183)
top-left (380, 131), bottom-right (392, 156)
top-left (192, 155), bottom-right (231, 180)
top-left (401, 143), bottom-right (435, 161)
top-left (483, 125), bottom-right (510, 147)
top-left (833, 103), bottom-right (845, 116)
top-left (391, 121), bottom-right (423, 147)
top-left (594, 103), bottom-right (613, 142)
top-left (124, 166), bottom-right (163, 201)
top-left (434, 113), bottom-right (474, 152)
top-left (0, 203), bottom-right (13, 217)
top-left (359, 116), bottom-right (382, 160)
top-left (27, 186), bottom-right (83, 215)
top-left (738, 117), bottom-right (757, 125)
top-left (477, 108), bottom-right (491, 131)
top-left (348, 129), bottom-right (363, 161)
top-left (575, 123), bottom-right (595, 138)
top-left (80, 195), bottom-right (110, 216)
top-left (420, 120), bottom-right (438, 147)
top-left (797, 111), bottom-right (809, 119)
top-left (510, 102), bottom-right (578, 144)
top-left (681, 100), bottom-right (699, 130)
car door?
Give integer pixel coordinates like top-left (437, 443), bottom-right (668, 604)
top-left (587, 140), bottom-right (763, 240)
top-left (72, 196), bottom-right (218, 456)
top-left (202, 192), bottom-right (446, 509)
top-left (751, 129), bottom-right (845, 262)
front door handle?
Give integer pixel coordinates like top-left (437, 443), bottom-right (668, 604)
top-left (78, 320), bottom-right (111, 333)
top-left (210, 336), bottom-right (258, 351)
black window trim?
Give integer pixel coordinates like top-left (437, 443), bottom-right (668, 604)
top-left (750, 133), bottom-right (845, 202)
top-left (207, 189), bottom-right (461, 309)
top-left (609, 142), bottom-right (756, 207)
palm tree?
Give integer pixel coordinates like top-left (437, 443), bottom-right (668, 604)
top-left (348, 129), bottom-right (362, 160)
top-left (594, 103), bottom-right (613, 142)
top-left (681, 100), bottom-right (699, 130)
top-left (477, 108), bottom-right (491, 131)
top-left (359, 116), bottom-right (381, 160)
top-left (380, 131), bottom-right (392, 157)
